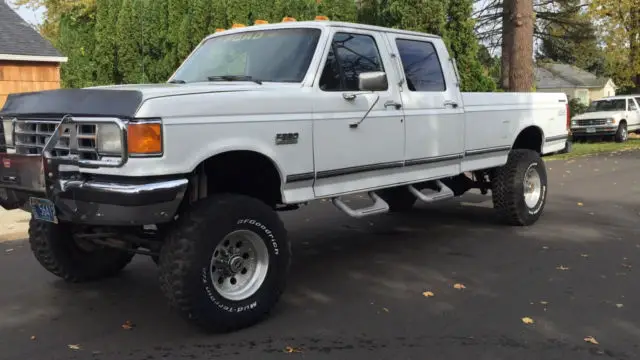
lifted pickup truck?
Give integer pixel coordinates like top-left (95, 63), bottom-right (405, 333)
top-left (0, 20), bottom-right (569, 333)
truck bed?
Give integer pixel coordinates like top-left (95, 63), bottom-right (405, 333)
top-left (461, 92), bottom-right (568, 155)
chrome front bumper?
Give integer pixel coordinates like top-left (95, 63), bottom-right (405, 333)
top-left (0, 116), bottom-right (188, 226)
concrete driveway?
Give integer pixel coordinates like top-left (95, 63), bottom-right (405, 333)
top-left (0, 151), bottom-right (639, 360)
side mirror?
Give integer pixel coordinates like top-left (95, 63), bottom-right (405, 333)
top-left (358, 71), bottom-right (388, 92)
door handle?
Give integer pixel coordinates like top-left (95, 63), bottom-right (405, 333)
top-left (444, 100), bottom-right (459, 108)
top-left (384, 101), bottom-right (402, 110)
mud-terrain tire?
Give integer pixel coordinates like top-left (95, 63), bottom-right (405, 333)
top-left (158, 193), bottom-right (290, 333)
top-left (492, 149), bottom-right (548, 226)
top-left (615, 122), bottom-right (628, 143)
top-left (378, 186), bottom-right (416, 212)
top-left (28, 218), bottom-right (135, 282)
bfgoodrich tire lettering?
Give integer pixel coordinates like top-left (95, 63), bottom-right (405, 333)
top-left (158, 193), bottom-right (290, 333)
top-left (492, 149), bottom-right (548, 226)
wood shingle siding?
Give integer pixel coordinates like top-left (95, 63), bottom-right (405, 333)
top-left (0, 61), bottom-right (62, 108)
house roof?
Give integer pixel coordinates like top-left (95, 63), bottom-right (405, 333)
top-left (535, 62), bottom-right (612, 89)
top-left (0, 1), bottom-right (67, 63)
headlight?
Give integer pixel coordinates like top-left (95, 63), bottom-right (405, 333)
top-left (606, 118), bottom-right (616, 124)
top-left (571, 120), bottom-right (576, 126)
top-left (2, 118), bottom-right (14, 147)
top-left (96, 123), bottom-right (123, 154)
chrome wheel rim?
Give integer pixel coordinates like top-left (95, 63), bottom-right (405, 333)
top-left (523, 165), bottom-right (542, 209)
top-left (622, 127), bottom-right (628, 140)
top-left (210, 230), bottom-right (269, 301)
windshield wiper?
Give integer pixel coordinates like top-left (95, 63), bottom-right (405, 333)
top-left (207, 75), bottom-right (262, 85)
top-left (168, 79), bottom-right (186, 84)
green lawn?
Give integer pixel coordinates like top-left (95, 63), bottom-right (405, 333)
top-left (546, 137), bottom-right (640, 160)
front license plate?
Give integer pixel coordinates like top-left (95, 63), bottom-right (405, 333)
top-left (586, 127), bottom-right (596, 133)
top-left (30, 197), bottom-right (58, 223)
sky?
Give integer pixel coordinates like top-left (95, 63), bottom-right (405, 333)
top-left (6, 0), bottom-right (44, 25)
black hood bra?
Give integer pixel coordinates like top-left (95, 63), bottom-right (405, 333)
top-left (0, 88), bottom-right (144, 118)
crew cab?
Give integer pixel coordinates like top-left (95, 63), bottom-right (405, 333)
top-left (0, 19), bottom-right (569, 333)
top-left (571, 95), bottom-right (640, 142)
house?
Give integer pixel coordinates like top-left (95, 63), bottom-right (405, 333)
top-left (534, 62), bottom-right (616, 105)
top-left (0, 1), bottom-right (67, 108)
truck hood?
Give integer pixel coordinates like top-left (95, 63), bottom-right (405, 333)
top-left (573, 111), bottom-right (623, 120)
top-left (0, 82), bottom-right (289, 118)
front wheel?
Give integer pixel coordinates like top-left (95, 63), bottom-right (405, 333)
top-left (28, 220), bottom-right (135, 282)
top-left (158, 193), bottom-right (290, 333)
top-left (491, 149), bottom-right (548, 226)
top-left (615, 123), bottom-right (628, 143)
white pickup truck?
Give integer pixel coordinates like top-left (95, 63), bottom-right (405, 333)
top-left (0, 20), bottom-right (569, 332)
top-left (570, 95), bottom-right (640, 142)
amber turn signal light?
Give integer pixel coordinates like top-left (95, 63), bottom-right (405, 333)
top-left (128, 122), bottom-right (162, 155)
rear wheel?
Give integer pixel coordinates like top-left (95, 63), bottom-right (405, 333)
top-left (158, 193), bottom-right (290, 333)
top-left (491, 149), bottom-right (548, 226)
top-left (28, 219), bottom-right (135, 282)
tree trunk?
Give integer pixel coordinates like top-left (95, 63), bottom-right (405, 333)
top-left (500, 0), bottom-right (512, 90)
top-left (508, 0), bottom-right (534, 92)
top-left (630, 9), bottom-right (640, 91)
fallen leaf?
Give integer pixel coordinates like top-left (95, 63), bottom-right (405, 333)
top-left (30, 336), bottom-right (36, 341)
top-left (542, 246), bottom-right (549, 250)
top-left (616, 303), bottom-right (624, 308)
top-left (382, 307), bottom-right (389, 312)
top-left (577, 202), bottom-right (584, 206)
top-left (584, 336), bottom-right (599, 345)
top-left (68, 344), bottom-right (81, 350)
top-left (284, 346), bottom-right (302, 353)
top-left (4, 248), bottom-right (14, 254)
top-left (453, 283), bottom-right (466, 290)
top-left (540, 301), bottom-right (549, 305)
top-left (422, 291), bottom-right (435, 297)
top-left (621, 263), bottom-right (632, 269)
top-left (121, 320), bottom-right (135, 330)
top-left (556, 265), bottom-right (570, 271)
top-left (581, 254), bottom-right (589, 258)
top-left (521, 317), bottom-right (534, 324)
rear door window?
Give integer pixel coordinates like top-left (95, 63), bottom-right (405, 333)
top-left (395, 39), bottom-right (446, 92)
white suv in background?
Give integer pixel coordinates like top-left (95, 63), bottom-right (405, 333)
top-left (571, 95), bottom-right (640, 142)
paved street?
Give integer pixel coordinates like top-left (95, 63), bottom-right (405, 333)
top-left (1, 151), bottom-right (639, 360)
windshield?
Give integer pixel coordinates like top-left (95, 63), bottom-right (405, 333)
top-left (170, 28), bottom-right (321, 84)
top-left (585, 99), bottom-right (626, 112)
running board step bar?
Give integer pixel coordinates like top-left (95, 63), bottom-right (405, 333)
top-left (408, 180), bottom-right (455, 203)
top-left (332, 191), bottom-right (389, 218)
